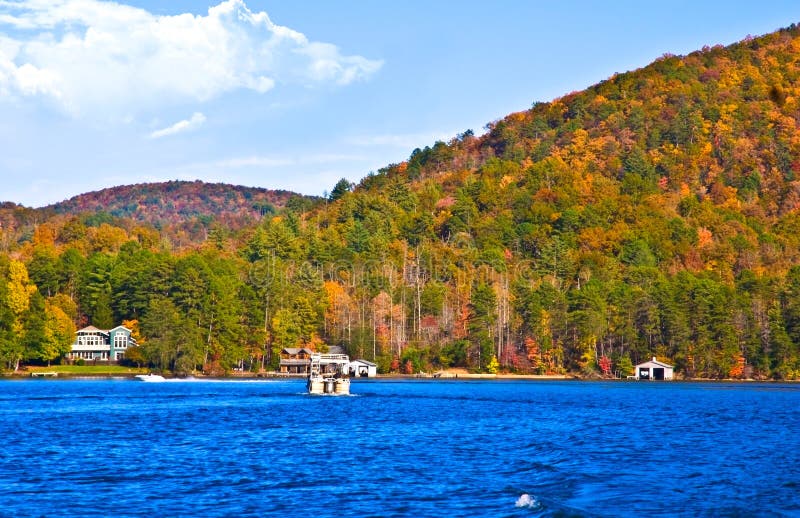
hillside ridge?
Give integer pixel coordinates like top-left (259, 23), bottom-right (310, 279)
top-left (43, 179), bottom-right (310, 225)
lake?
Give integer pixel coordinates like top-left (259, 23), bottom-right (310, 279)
top-left (0, 379), bottom-right (797, 517)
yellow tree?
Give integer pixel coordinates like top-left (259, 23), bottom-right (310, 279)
top-left (88, 224), bottom-right (129, 253)
top-left (3, 260), bottom-right (37, 370)
top-left (50, 293), bottom-right (78, 324)
top-left (40, 301), bottom-right (76, 365)
top-left (6, 260), bottom-right (37, 335)
top-left (124, 317), bottom-right (147, 368)
top-left (32, 223), bottom-right (57, 250)
top-left (122, 319), bottom-right (143, 343)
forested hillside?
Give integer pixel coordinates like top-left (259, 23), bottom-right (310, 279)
top-left (0, 181), bottom-right (317, 249)
top-left (3, 25), bottom-right (800, 377)
top-left (46, 180), bottom-right (305, 227)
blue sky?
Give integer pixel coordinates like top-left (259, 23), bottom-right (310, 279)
top-left (1, 0), bottom-right (799, 207)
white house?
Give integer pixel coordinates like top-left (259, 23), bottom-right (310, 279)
top-left (349, 359), bottom-right (377, 378)
top-left (67, 325), bottom-right (138, 363)
top-left (635, 357), bottom-right (674, 380)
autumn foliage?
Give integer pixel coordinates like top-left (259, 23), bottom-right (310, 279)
top-left (4, 27), bottom-right (800, 377)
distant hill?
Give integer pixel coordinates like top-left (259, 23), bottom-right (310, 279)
top-left (43, 180), bottom-right (314, 226)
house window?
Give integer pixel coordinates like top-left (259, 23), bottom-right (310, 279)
top-left (81, 333), bottom-right (104, 347)
top-left (114, 334), bottom-right (128, 349)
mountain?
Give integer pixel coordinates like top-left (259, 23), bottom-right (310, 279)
top-left (348, 23), bottom-right (800, 286)
top-left (4, 24), bottom-right (800, 379)
top-left (44, 180), bottom-right (313, 226)
top-left (297, 23), bottom-right (800, 377)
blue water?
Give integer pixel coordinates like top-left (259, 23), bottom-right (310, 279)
top-left (0, 379), bottom-right (798, 517)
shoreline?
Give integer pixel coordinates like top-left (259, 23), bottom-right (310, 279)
top-left (4, 370), bottom-right (797, 383)
top-left (373, 373), bottom-right (574, 380)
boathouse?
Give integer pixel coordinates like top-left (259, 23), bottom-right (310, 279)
top-left (634, 357), bottom-right (674, 380)
top-left (349, 359), bottom-right (377, 377)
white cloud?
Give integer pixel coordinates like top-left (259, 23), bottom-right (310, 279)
top-left (180, 152), bottom-right (369, 171)
top-left (149, 112), bottom-right (206, 139)
top-left (345, 130), bottom-right (460, 149)
top-left (0, 0), bottom-right (382, 118)
top-left (213, 156), bottom-right (294, 168)
top-left (121, 153), bottom-right (374, 199)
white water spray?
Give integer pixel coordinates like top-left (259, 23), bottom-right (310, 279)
top-left (515, 493), bottom-right (540, 509)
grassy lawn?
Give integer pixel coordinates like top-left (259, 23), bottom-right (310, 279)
top-left (25, 365), bottom-right (148, 375)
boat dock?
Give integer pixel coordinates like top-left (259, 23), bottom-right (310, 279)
top-left (30, 372), bottom-right (58, 378)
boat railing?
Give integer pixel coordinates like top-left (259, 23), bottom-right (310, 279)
top-left (309, 353), bottom-right (350, 377)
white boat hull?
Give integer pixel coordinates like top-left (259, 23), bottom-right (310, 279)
top-left (334, 378), bottom-right (350, 395)
top-left (135, 374), bottom-right (165, 382)
top-left (307, 377), bottom-right (349, 395)
top-left (308, 378), bottom-right (325, 394)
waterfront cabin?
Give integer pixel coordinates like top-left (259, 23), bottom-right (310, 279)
top-left (349, 359), bottom-right (377, 378)
top-left (67, 325), bottom-right (138, 363)
top-left (279, 347), bottom-right (314, 374)
top-left (635, 357), bottom-right (674, 380)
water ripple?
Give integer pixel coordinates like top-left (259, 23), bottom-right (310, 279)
top-left (0, 379), bottom-right (798, 516)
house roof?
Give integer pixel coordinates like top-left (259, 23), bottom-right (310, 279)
top-left (108, 325), bottom-right (132, 333)
top-left (635, 358), bottom-right (674, 369)
top-left (76, 326), bottom-right (109, 335)
top-left (281, 347), bottom-right (314, 355)
top-left (328, 345), bottom-right (346, 355)
top-left (351, 359), bottom-right (377, 367)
